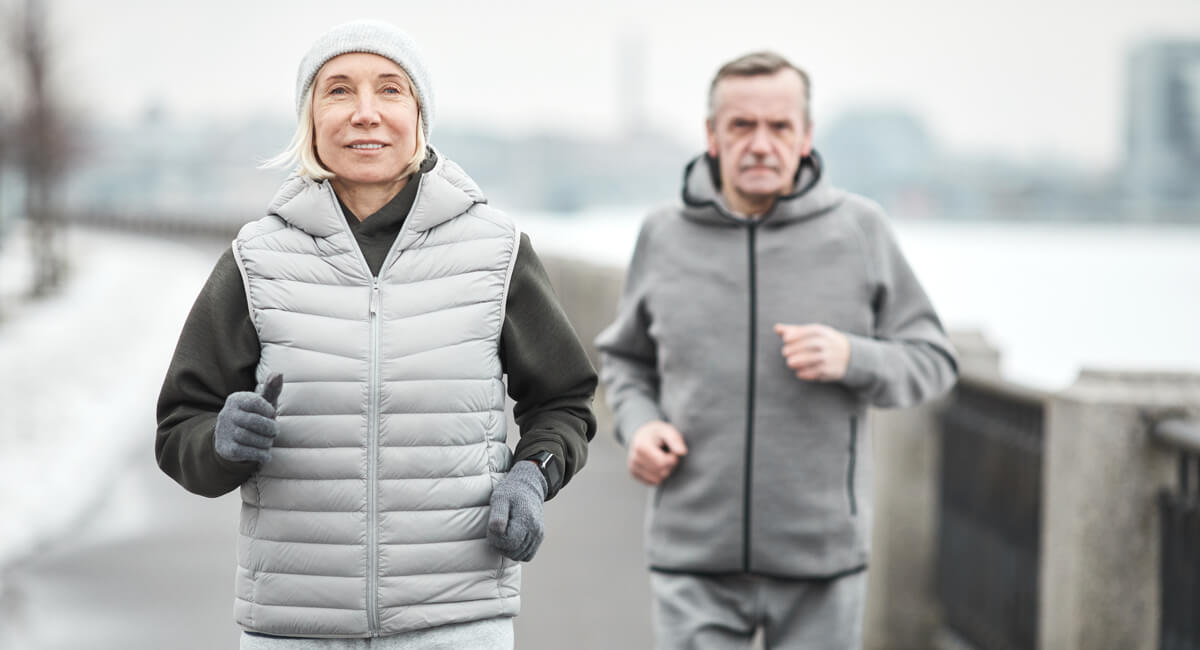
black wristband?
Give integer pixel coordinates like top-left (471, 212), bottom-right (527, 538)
top-left (529, 450), bottom-right (561, 490)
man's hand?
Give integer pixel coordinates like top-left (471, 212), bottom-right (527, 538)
top-left (775, 323), bottom-right (851, 381)
top-left (487, 461), bottom-right (548, 562)
top-left (214, 373), bottom-right (284, 464)
top-left (628, 420), bottom-right (688, 486)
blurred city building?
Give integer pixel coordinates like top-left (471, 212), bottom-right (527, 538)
top-left (1124, 40), bottom-right (1200, 219)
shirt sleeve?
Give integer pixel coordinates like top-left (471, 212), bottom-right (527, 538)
top-left (502, 233), bottom-right (599, 500)
top-left (593, 218), bottom-right (668, 447)
top-left (155, 247), bottom-right (262, 497)
top-left (841, 211), bottom-right (959, 407)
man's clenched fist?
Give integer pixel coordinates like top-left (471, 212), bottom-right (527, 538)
top-left (628, 420), bottom-right (688, 486)
top-left (775, 323), bottom-right (850, 382)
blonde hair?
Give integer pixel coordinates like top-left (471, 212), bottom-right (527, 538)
top-left (261, 82), bottom-right (428, 181)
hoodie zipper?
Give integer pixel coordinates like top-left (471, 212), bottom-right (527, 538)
top-left (742, 221), bottom-right (759, 573)
top-left (847, 416), bottom-right (858, 516)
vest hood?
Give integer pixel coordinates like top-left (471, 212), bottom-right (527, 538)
top-left (267, 146), bottom-right (486, 238)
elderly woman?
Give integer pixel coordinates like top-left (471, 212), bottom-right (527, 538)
top-left (156, 20), bottom-right (596, 648)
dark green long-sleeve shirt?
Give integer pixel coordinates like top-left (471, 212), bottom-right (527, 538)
top-left (156, 166), bottom-right (596, 501)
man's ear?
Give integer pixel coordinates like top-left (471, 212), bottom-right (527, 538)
top-left (705, 118), bottom-right (719, 158)
top-left (799, 120), bottom-right (814, 157)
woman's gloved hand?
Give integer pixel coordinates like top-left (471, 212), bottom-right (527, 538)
top-left (487, 460), bottom-right (548, 562)
top-left (214, 373), bottom-right (284, 465)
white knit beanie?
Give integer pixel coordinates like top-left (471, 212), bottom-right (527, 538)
top-left (295, 20), bottom-right (435, 139)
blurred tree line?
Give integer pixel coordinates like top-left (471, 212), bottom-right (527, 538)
top-left (1, 0), bottom-right (77, 299)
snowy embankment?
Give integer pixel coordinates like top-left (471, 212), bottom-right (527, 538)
top-left (0, 226), bottom-right (219, 573)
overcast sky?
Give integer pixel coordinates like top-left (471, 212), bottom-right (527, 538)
top-left (31, 0), bottom-right (1200, 169)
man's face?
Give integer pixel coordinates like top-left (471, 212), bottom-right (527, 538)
top-left (706, 70), bottom-right (812, 209)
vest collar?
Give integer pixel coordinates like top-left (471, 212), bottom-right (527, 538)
top-left (267, 147), bottom-right (486, 239)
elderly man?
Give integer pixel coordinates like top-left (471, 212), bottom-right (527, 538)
top-left (596, 52), bottom-right (958, 649)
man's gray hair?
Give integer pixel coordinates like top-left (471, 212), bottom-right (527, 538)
top-left (707, 51), bottom-right (812, 125)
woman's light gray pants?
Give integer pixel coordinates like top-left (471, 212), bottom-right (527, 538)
top-left (239, 617), bottom-right (513, 650)
top-left (650, 570), bottom-right (867, 650)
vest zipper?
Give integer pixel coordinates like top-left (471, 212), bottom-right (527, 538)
top-left (743, 222), bottom-right (759, 573)
top-left (367, 279), bottom-right (381, 634)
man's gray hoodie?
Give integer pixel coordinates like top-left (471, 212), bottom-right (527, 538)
top-left (595, 153), bottom-right (958, 579)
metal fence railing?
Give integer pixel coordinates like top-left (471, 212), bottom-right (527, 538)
top-left (1154, 418), bottom-right (1200, 650)
top-left (937, 379), bottom-right (1046, 650)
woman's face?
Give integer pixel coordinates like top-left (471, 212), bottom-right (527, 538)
top-left (312, 52), bottom-right (420, 188)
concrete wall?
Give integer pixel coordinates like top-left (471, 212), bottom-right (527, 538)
top-left (538, 254), bottom-right (624, 370)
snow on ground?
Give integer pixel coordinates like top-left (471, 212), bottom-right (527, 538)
top-left (0, 226), bottom-right (36, 320)
top-left (0, 226), bottom-right (219, 573)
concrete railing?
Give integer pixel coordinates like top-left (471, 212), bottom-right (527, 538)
top-left (1039, 371), bottom-right (1200, 650)
top-left (869, 359), bottom-right (1200, 650)
top-left (1153, 418), bottom-right (1200, 650)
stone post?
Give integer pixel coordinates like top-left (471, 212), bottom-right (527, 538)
top-left (1039, 370), bottom-right (1200, 650)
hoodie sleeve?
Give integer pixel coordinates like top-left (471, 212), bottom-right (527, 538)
top-left (155, 248), bottom-right (261, 497)
top-left (594, 217), bottom-right (668, 447)
top-left (841, 209), bottom-right (959, 407)
top-left (502, 234), bottom-right (598, 501)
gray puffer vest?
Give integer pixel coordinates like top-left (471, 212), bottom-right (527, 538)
top-left (231, 155), bottom-right (521, 638)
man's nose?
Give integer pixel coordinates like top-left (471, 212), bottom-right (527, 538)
top-left (748, 125), bottom-right (771, 152)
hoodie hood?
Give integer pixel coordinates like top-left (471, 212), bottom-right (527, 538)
top-left (680, 149), bottom-right (844, 227)
top-left (266, 146), bottom-right (486, 239)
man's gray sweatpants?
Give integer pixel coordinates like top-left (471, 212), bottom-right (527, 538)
top-left (650, 570), bottom-right (867, 650)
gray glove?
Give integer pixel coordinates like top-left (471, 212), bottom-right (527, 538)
top-left (214, 373), bottom-right (283, 465)
top-left (487, 460), bottom-right (548, 562)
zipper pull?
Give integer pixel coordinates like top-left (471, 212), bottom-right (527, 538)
top-left (369, 283), bottom-right (379, 316)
